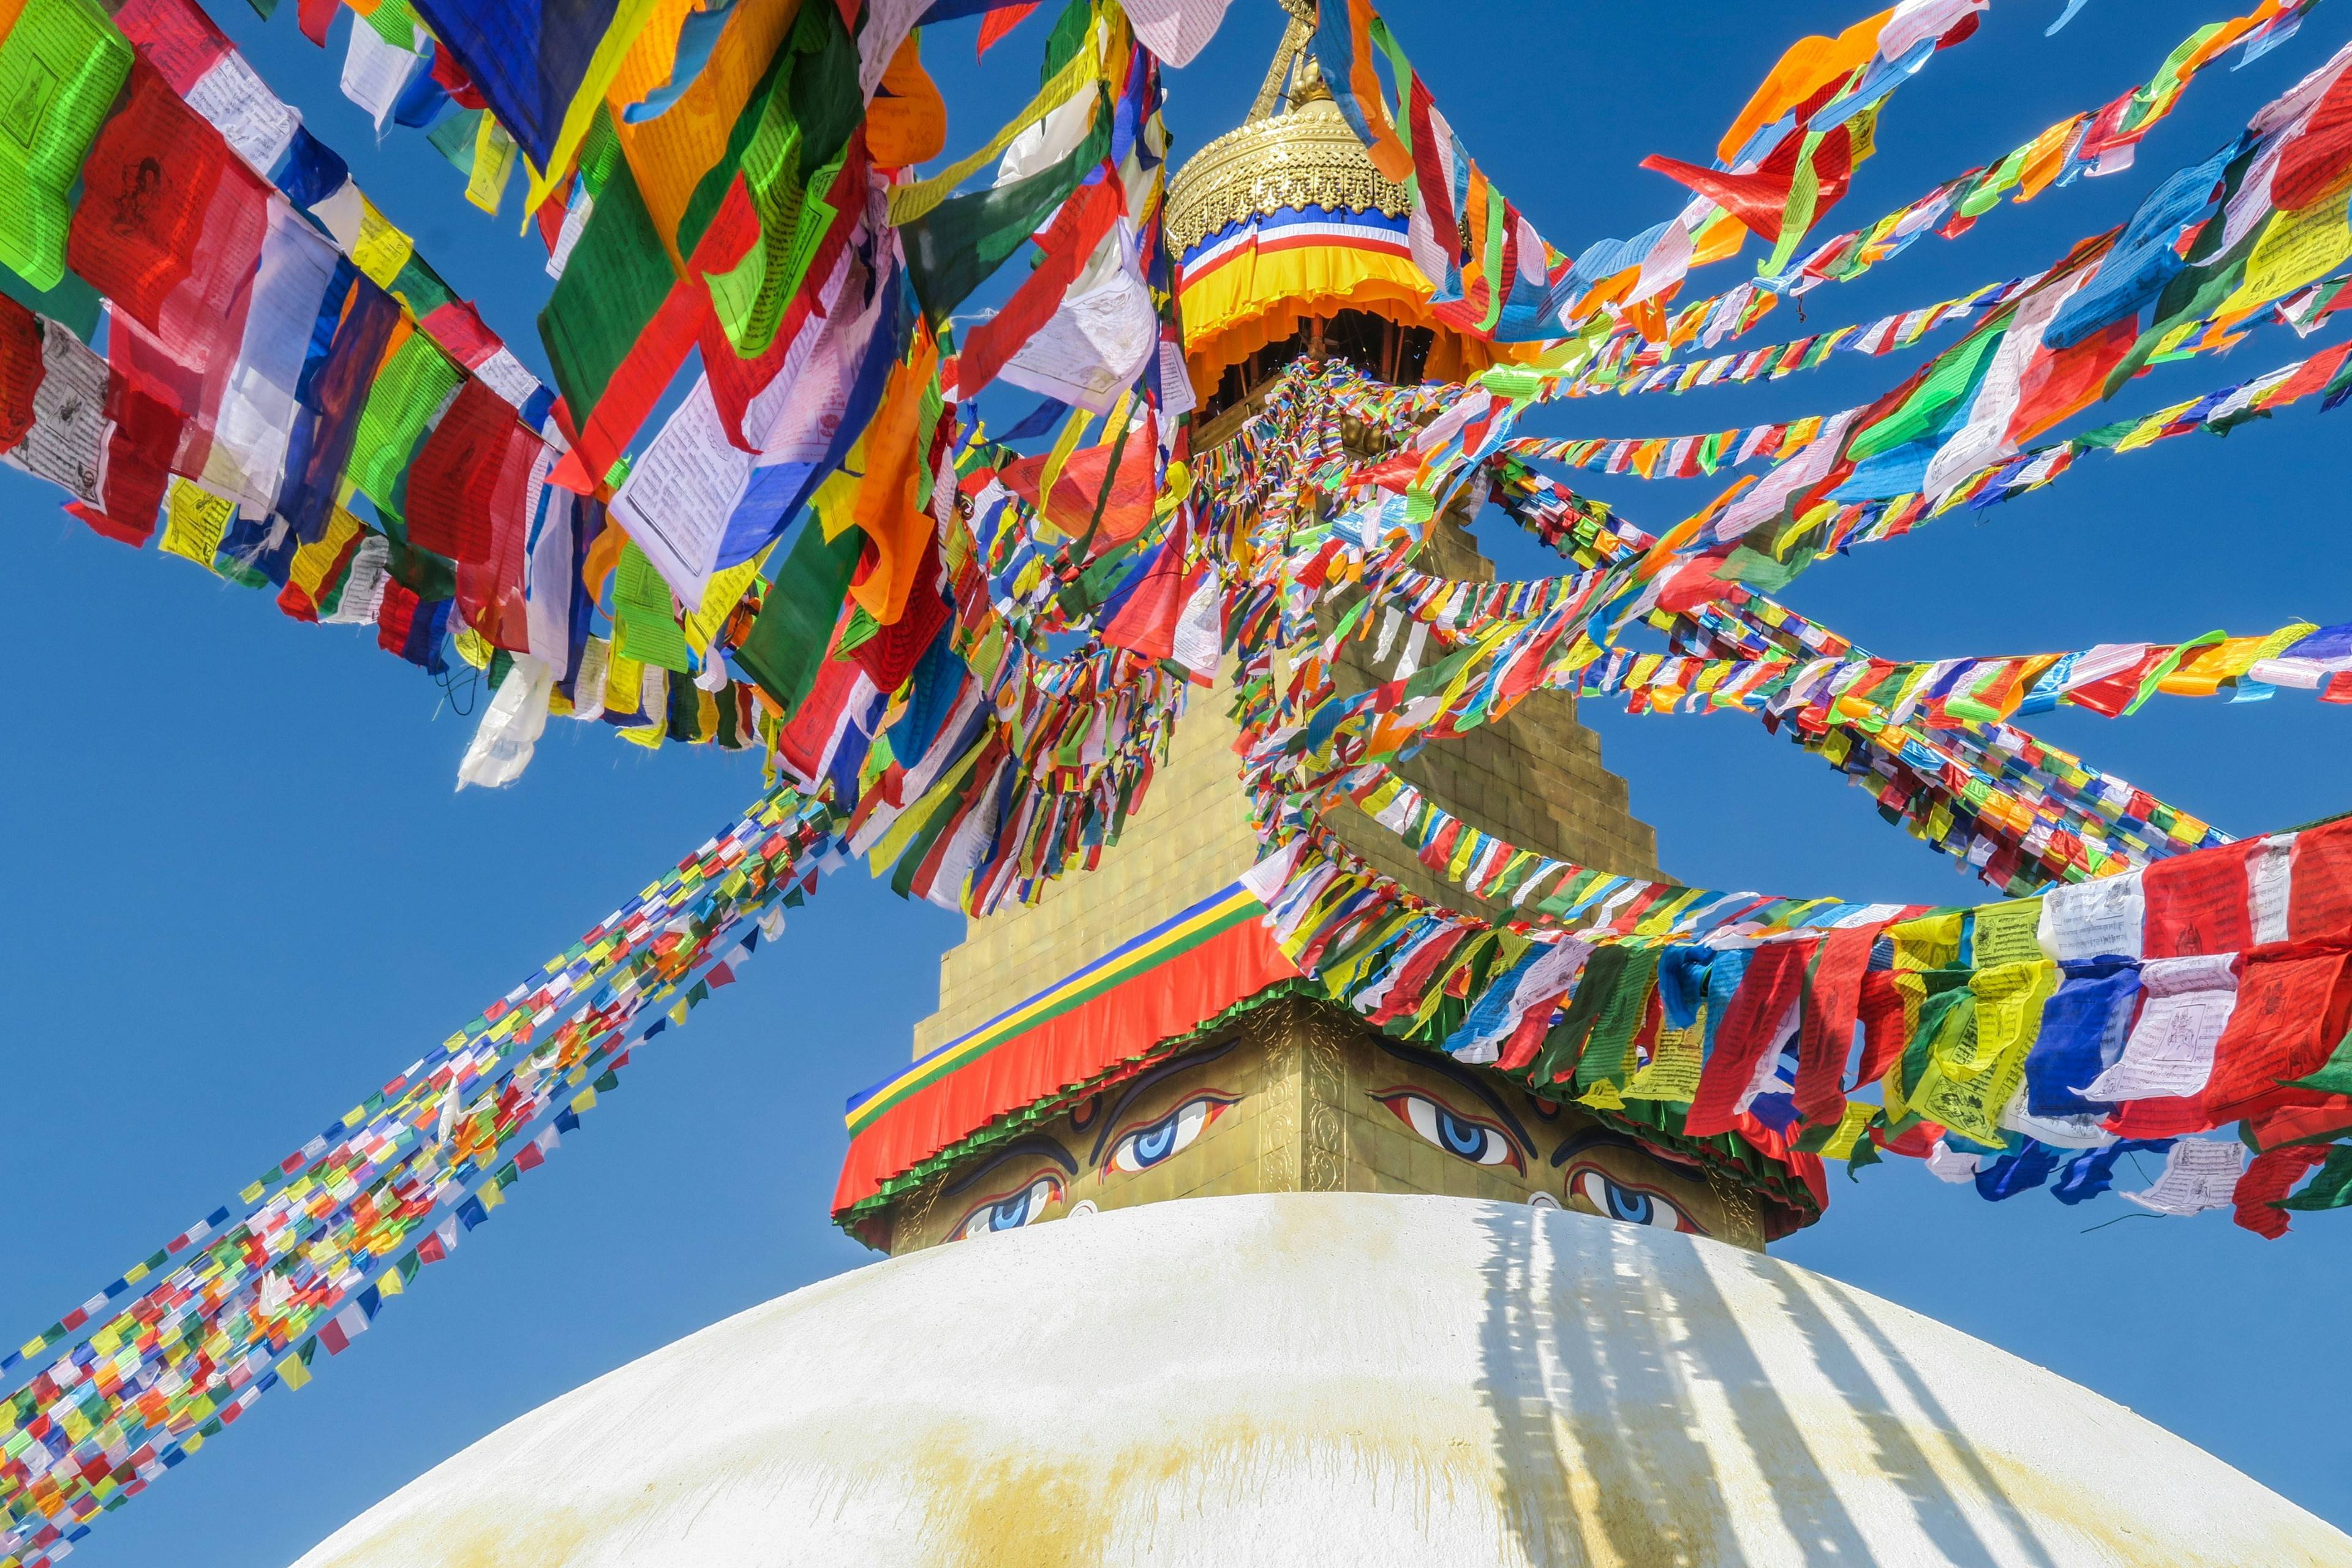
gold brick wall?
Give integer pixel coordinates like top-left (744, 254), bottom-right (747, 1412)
top-left (908, 518), bottom-right (1656, 1057)
top-left (911, 671), bottom-right (1264, 1058)
top-left (1325, 516), bottom-right (1659, 919)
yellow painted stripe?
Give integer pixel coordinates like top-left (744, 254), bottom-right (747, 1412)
top-left (844, 887), bottom-right (1259, 1129)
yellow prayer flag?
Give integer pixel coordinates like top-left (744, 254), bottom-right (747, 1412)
top-left (1891, 910), bottom-right (1963, 970)
top-left (1619, 1023), bottom-right (1702, 1104)
top-left (285, 510), bottom-right (363, 606)
top-left (1817, 1101), bottom-right (1878, 1161)
top-left (465, 114), bottom-right (518, 216)
top-left (2222, 198), bottom-right (2352, 318)
top-left (160, 479), bottom-right (232, 570)
top-left (685, 546), bottom-right (773, 655)
top-left (350, 196), bottom-right (416, 288)
top-left (1577, 1079), bottom-right (1627, 1111)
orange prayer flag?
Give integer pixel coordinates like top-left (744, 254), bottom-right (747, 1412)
top-left (848, 328), bottom-right (944, 626)
top-left (1716, 9), bottom-right (1892, 164)
top-left (869, 31), bottom-right (946, 170)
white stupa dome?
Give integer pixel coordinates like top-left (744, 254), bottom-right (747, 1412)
top-left (294, 1193), bottom-right (2351, 1567)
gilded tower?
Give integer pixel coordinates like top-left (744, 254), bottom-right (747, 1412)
top-left (831, 27), bottom-right (1736, 1259)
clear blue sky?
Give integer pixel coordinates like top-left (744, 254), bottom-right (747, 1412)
top-left (4, 3), bottom-right (2350, 1563)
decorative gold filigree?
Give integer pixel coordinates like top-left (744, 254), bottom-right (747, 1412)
top-left (899, 1169), bottom-right (946, 1248)
top-left (1704, 1166), bottom-right (1763, 1247)
top-left (1165, 97), bottom-right (1414, 257)
top-left (1258, 1005), bottom-right (1304, 1193)
top-left (1300, 1006), bottom-right (1349, 1193)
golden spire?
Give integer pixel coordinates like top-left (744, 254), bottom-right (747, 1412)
top-left (1164, 22), bottom-right (1412, 258)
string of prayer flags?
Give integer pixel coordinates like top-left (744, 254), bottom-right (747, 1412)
top-left (1247, 807), bottom-right (2352, 1238)
top-left (0, 786), bottom-right (833, 1568)
top-left (1497, 0), bottom-right (2324, 388)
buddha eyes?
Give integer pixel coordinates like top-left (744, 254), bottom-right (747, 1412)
top-left (1371, 1090), bottom-right (1526, 1172)
top-left (948, 1175), bottom-right (1063, 1241)
top-left (1566, 1166), bottom-right (1701, 1234)
top-left (1104, 1095), bottom-right (1237, 1175)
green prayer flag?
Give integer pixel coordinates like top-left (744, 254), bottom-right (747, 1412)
top-left (386, 254), bottom-right (459, 319)
top-left (901, 99), bottom-right (1112, 326)
top-left (1534, 944), bottom-right (1632, 1085)
top-left (0, 0), bottom-right (133, 292)
top-left (347, 335), bottom-right (464, 517)
top-left (735, 518), bottom-right (864, 718)
top-left (1847, 312), bottom-right (2012, 463)
top-left (706, 0), bottom-right (862, 355)
top-left (2278, 1144), bottom-right (2352, 1210)
top-left (612, 542), bottom-right (695, 672)
top-left (1038, 0), bottom-right (1094, 81)
top-left (2288, 1027), bottom-right (2352, 1098)
top-left (1575, 948), bottom-right (1660, 1095)
top-left (538, 157), bottom-right (678, 423)
top-left (429, 108), bottom-right (486, 177)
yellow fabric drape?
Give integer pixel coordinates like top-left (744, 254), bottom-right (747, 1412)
top-left (1177, 238), bottom-right (1544, 399)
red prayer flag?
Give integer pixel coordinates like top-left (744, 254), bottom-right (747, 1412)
top-left (2234, 1142), bottom-right (2334, 1238)
top-left (420, 300), bottom-right (507, 369)
top-left (0, 298), bottom-right (40, 454)
top-left (1641, 121), bottom-right (1856, 244)
top-left (2289, 817), bottom-right (2352, 943)
top-left (2007, 314), bottom-right (2136, 444)
top-left (68, 64), bottom-right (268, 342)
top-left (1686, 939), bottom-right (1814, 1137)
top-left (2142, 840), bottom-right (2255, 959)
top-left (1795, 923), bottom-right (1881, 1126)
top-left (407, 379), bottom-right (538, 567)
top-left (1000, 410), bottom-right (1159, 549)
top-left (2272, 67), bottom-right (2352, 213)
top-left (112, 0), bottom-right (234, 92)
top-left (1101, 522), bottom-right (1200, 663)
top-left (2201, 948), bottom-right (2352, 1121)
top-left (977, 1), bottom-right (1039, 56)
top-left (297, 0), bottom-right (337, 45)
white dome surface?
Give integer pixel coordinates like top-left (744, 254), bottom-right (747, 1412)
top-left (295, 1193), bottom-right (2351, 1568)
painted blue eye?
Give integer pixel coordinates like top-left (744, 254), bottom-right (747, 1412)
top-left (949, 1175), bottom-right (1062, 1240)
top-left (1374, 1091), bottom-right (1525, 1171)
top-left (1436, 1108), bottom-right (1492, 1159)
top-left (1605, 1184), bottom-right (1654, 1224)
top-left (1133, 1120), bottom-right (1178, 1165)
top-left (1570, 1169), bottom-right (1694, 1233)
top-left (1107, 1096), bottom-right (1233, 1174)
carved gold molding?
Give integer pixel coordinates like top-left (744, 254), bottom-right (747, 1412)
top-left (1166, 97), bottom-right (1414, 257)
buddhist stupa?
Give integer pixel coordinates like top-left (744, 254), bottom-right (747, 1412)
top-left (288, 18), bottom-right (2352, 1568)
top-left (1165, 3), bottom-right (1537, 416)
